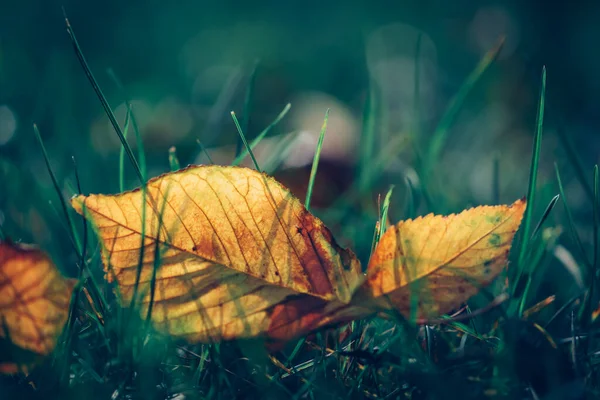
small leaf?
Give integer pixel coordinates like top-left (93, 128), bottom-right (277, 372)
top-left (0, 241), bottom-right (76, 374)
top-left (360, 198), bottom-right (526, 318)
top-left (71, 165), bottom-right (367, 344)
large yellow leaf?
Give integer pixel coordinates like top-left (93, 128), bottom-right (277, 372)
top-left (71, 165), bottom-right (367, 344)
top-left (0, 241), bottom-right (76, 374)
top-left (360, 199), bottom-right (526, 318)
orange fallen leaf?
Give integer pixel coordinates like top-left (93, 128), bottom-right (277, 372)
top-left (359, 198), bottom-right (526, 319)
top-left (0, 241), bottom-right (76, 374)
top-left (71, 165), bottom-right (368, 344)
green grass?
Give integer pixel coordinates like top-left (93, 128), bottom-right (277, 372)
top-left (230, 111), bottom-right (261, 172)
top-left (305, 108), bottom-right (329, 211)
top-left (1, 22), bottom-right (598, 400)
top-left (231, 103), bottom-right (292, 167)
top-left (513, 66), bottom-right (546, 317)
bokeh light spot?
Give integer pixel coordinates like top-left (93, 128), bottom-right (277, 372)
top-left (0, 105), bottom-right (17, 146)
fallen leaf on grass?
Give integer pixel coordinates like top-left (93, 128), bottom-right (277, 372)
top-left (72, 163), bottom-right (526, 346)
top-left (71, 165), bottom-right (368, 344)
top-left (360, 198), bottom-right (526, 318)
top-left (0, 241), bottom-right (76, 374)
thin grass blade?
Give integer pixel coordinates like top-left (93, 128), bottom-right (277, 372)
top-left (236, 60), bottom-right (259, 157)
top-left (64, 14), bottom-right (144, 185)
top-left (33, 124), bottom-right (82, 256)
top-left (492, 153), bottom-right (500, 204)
top-left (118, 106), bottom-right (132, 192)
top-left (305, 109), bottom-right (330, 210)
top-left (531, 194), bottom-right (560, 239)
top-left (262, 132), bottom-right (299, 174)
top-left (107, 69), bottom-right (147, 185)
top-left (514, 66), bottom-right (546, 296)
top-left (556, 119), bottom-right (594, 202)
top-left (580, 165), bottom-right (599, 327)
top-left (555, 163), bottom-right (590, 266)
top-left (376, 185), bottom-right (394, 243)
top-left (196, 139), bottom-right (215, 164)
top-left (358, 80), bottom-right (379, 192)
top-left (168, 146), bottom-right (181, 171)
top-left (231, 111), bottom-right (261, 172)
top-left (232, 103), bottom-right (292, 166)
top-left (426, 37), bottom-right (504, 172)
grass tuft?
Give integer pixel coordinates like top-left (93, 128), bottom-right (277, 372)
top-left (513, 66), bottom-right (546, 315)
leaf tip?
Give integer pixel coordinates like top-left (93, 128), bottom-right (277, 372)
top-left (70, 194), bottom-right (86, 214)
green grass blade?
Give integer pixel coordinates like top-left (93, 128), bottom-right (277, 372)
top-left (554, 163), bottom-right (590, 266)
top-left (580, 165), bottom-right (599, 327)
top-left (71, 156), bottom-right (88, 274)
top-left (232, 103), bottom-right (291, 166)
top-left (168, 146), bottom-right (181, 171)
top-left (426, 37), bottom-right (504, 172)
top-left (594, 164), bottom-right (599, 273)
top-left (118, 106), bottom-right (132, 192)
top-left (286, 337), bottom-right (308, 368)
top-left (412, 34), bottom-right (422, 139)
top-left (262, 132), bottom-right (299, 174)
top-left (231, 111), bottom-right (261, 172)
top-left (514, 66), bottom-right (546, 297)
top-left (64, 15), bottom-right (145, 185)
top-left (107, 69), bottom-right (148, 184)
top-left (376, 185), bottom-right (395, 242)
top-left (305, 109), bottom-right (330, 210)
top-left (589, 165), bottom-right (599, 339)
top-left (358, 80), bottom-right (379, 192)
top-left (33, 124), bottom-right (82, 256)
top-left (492, 153), bottom-right (500, 204)
top-left (145, 186), bottom-right (171, 325)
top-left (236, 60), bottom-right (259, 157)
top-left (70, 161), bottom-right (107, 313)
top-left (531, 193), bottom-right (560, 239)
top-left (368, 221), bottom-right (380, 260)
top-left (556, 119), bottom-right (595, 202)
top-left (196, 139), bottom-right (215, 164)
top-left (46, 200), bottom-right (79, 262)
top-left (518, 194), bottom-right (560, 316)
top-left (404, 177), bottom-right (419, 219)
top-left (130, 183), bottom-right (149, 310)
top-left (441, 317), bottom-right (487, 341)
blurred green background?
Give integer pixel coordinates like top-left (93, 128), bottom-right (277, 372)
top-left (0, 1), bottom-right (598, 271)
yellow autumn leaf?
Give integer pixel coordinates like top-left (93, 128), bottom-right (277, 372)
top-left (71, 165), bottom-right (367, 344)
top-left (0, 241), bottom-right (76, 374)
top-left (360, 198), bottom-right (526, 318)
